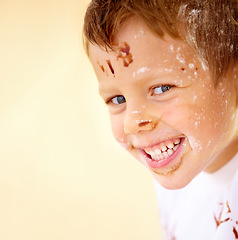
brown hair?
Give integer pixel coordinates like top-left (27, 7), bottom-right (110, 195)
top-left (83, 0), bottom-right (238, 84)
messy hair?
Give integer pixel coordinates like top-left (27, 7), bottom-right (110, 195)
top-left (83, 0), bottom-right (238, 84)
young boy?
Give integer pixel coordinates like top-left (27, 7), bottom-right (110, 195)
top-left (83, 0), bottom-right (238, 239)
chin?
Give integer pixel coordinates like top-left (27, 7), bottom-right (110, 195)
top-left (152, 169), bottom-right (196, 190)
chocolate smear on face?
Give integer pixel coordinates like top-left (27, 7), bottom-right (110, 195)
top-left (100, 65), bottom-right (105, 72)
top-left (152, 155), bottom-right (183, 176)
top-left (139, 121), bottom-right (150, 127)
top-left (97, 61), bottom-right (105, 72)
top-left (106, 60), bottom-right (115, 75)
top-left (117, 42), bottom-right (134, 67)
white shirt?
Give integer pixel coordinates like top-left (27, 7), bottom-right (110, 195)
top-left (155, 153), bottom-right (238, 240)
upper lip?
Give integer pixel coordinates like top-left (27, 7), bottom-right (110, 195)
top-left (133, 136), bottom-right (184, 150)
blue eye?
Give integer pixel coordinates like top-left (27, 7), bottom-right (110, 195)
top-left (110, 95), bottom-right (126, 105)
top-left (152, 85), bottom-right (174, 95)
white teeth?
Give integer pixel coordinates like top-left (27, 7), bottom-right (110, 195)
top-left (155, 149), bottom-right (162, 155)
top-left (161, 144), bottom-right (167, 152)
top-left (173, 145), bottom-right (179, 151)
top-left (162, 152), bottom-right (169, 158)
top-left (167, 142), bottom-right (174, 149)
top-left (154, 155), bottom-right (162, 161)
top-left (144, 138), bottom-right (182, 161)
top-left (167, 149), bottom-right (174, 156)
top-left (151, 152), bottom-right (159, 161)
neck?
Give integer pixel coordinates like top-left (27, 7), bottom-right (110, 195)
top-left (205, 137), bottom-right (238, 173)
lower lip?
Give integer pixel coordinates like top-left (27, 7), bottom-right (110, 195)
top-left (142, 138), bottom-right (185, 169)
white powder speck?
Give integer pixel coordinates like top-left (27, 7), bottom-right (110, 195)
top-left (136, 119), bottom-right (152, 125)
top-left (189, 63), bottom-right (195, 69)
top-left (161, 68), bottom-right (173, 73)
top-left (201, 61), bottom-right (209, 71)
top-left (134, 29), bottom-right (145, 39)
top-left (194, 121), bottom-right (199, 128)
top-left (189, 136), bottom-right (202, 152)
top-left (137, 67), bottom-right (150, 74)
top-left (176, 54), bottom-right (185, 64)
top-left (133, 67), bottom-right (150, 78)
top-left (170, 44), bottom-right (174, 52)
top-left (207, 140), bottom-right (212, 147)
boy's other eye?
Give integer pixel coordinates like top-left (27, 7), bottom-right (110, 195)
top-left (109, 95), bottom-right (126, 105)
top-left (151, 85), bottom-right (175, 95)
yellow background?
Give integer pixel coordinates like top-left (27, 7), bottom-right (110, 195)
top-left (0, 0), bottom-right (161, 239)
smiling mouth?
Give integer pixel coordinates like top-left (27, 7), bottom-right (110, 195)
top-left (140, 137), bottom-right (184, 169)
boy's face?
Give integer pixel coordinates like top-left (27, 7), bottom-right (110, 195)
top-left (89, 18), bottom-right (238, 189)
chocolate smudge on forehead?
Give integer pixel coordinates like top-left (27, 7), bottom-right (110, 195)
top-left (97, 61), bottom-right (105, 72)
top-left (106, 60), bottom-right (115, 75)
top-left (117, 42), bottom-right (134, 67)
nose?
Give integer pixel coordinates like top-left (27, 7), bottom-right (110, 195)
top-left (124, 107), bottom-right (159, 135)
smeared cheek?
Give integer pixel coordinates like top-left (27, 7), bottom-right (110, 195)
top-left (161, 96), bottom-right (217, 153)
top-left (165, 82), bottom-right (235, 155)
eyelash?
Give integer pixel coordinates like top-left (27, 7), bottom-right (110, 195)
top-left (107, 95), bottom-right (126, 105)
top-left (106, 84), bottom-right (175, 105)
top-left (150, 85), bottom-right (175, 95)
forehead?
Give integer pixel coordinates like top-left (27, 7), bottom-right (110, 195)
top-left (89, 17), bottom-right (190, 58)
top-left (89, 17), bottom-right (207, 89)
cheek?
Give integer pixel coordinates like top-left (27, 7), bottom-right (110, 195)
top-left (192, 87), bottom-right (237, 156)
top-left (110, 115), bottom-right (130, 149)
top-left (162, 103), bottom-right (208, 152)
top-left (161, 99), bottom-right (219, 150)
top-left (163, 86), bottom-right (236, 153)
top-left (199, 84), bottom-right (236, 138)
